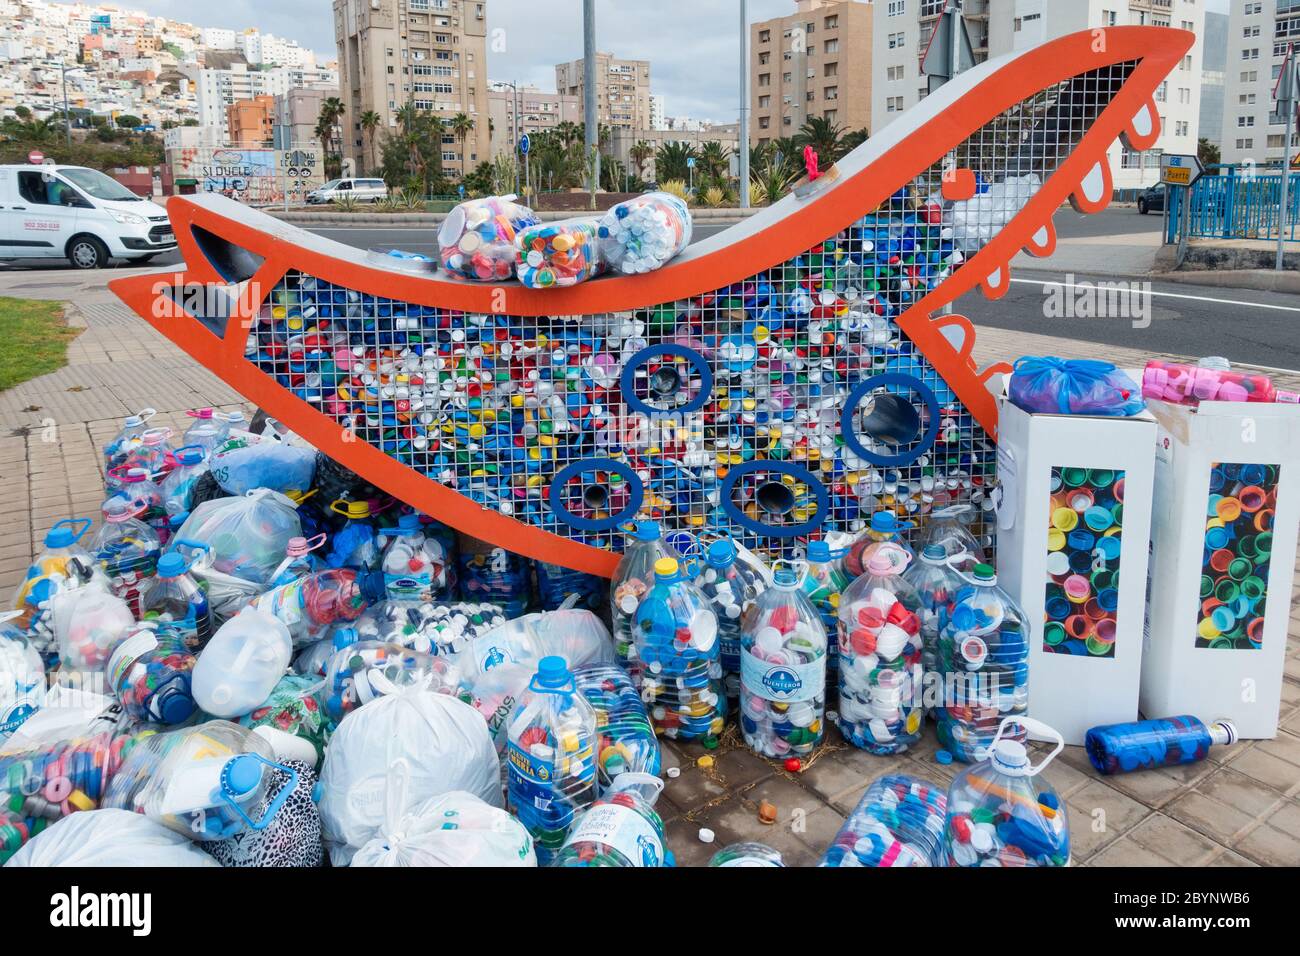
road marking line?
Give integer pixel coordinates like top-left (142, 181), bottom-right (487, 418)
top-left (1009, 278), bottom-right (1300, 314)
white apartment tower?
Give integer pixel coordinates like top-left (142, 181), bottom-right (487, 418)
top-left (1221, 0), bottom-right (1300, 168)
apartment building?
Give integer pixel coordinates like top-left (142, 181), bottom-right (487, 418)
top-left (486, 82), bottom-right (581, 157)
top-left (1221, 0), bottom-right (1300, 167)
top-left (555, 52), bottom-right (652, 131)
top-left (872, 0), bottom-right (1203, 192)
top-left (334, 0), bottom-right (489, 179)
top-left (227, 93), bottom-right (276, 147)
top-left (750, 0), bottom-right (874, 147)
top-left (1201, 9), bottom-right (1228, 150)
top-left (275, 87), bottom-right (329, 149)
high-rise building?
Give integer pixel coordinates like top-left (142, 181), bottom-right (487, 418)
top-left (486, 82), bottom-right (581, 157)
top-left (1221, 0), bottom-right (1300, 168)
top-left (555, 51), bottom-right (652, 130)
top-left (1200, 10), bottom-right (1228, 151)
top-left (750, 0), bottom-right (874, 147)
top-left (275, 87), bottom-right (329, 149)
top-left (650, 93), bottom-right (666, 130)
top-left (872, 0), bottom-right (1204, 192)
top-left (227, 93), bottom-right (275, 147)
top-left (334, 0), bottom-right (489, 179)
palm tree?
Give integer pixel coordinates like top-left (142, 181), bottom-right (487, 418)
top-left (555, 120), bottom-right (581, 149)
top-left (796, 115), bottom-right (847, 164)
top-left (655, 140), bottom-right (698, 185)
top-left (314, 116), bottom-right (335, 173)
top-left (839, 127), bottom-right (869, 156)
top-left (629, 139), bottom-right (654, 179)
top-left (698, 140), bottom-right (732, 188)
top-left (449, 112), bottom-right (475, 175)
top-left (360, 110), bottom-right (381, 175)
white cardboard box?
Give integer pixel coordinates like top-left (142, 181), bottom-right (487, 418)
top-left (1140, 399), bottom-right (1300, 739)
top-left (994, 394), bottom-right (1156, 745)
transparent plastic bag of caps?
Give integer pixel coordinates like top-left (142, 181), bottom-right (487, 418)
top-left (319, 691), bottom-right (501, 866)
top-left (107, 623), bottom-right (198, 726)
top-left (101, 720), bottom-right (298, 842)
top-left (710, 842), bottom-right (785, 867)
top-left (936, 563), bottom-right (1030, 763)
top-left (635, 557), bottom-right (723, 742)
top-left (354, 599), bottom-right (504, 657)
top-left (574, 663), bottom-right (660, 794)
top-left (836, 542), bottom-right (925, 755)
top-left (0, 613), bottom-right (44, 744)
top-left (505, 656), bottom-right (598, 864)
top-left (554, 772), bottom-right (671, 867)
top-left (610, 522), bottom-right (671, 684)
top-left (695, 536), bottom-right (771, 699)
top-left (249, 568), bottom-right (367, 649)
top-left (437, 194), bottom-right (538, 282)
top-left (515, 216), bottom-right (605, 289)
top-left (903, 544), bottom-right (968, 686)
top-left (456, 537), bottom-right (534, 619)
top-left (820, 773), bottom-right (947, 867)
top-left (739, 561), bottom-right (828, 761)
top-left (4, 808), bottom-right (220, 867)
top-left (352, 789), bottom-right (536, 867)
top-left (597, 191), bottom-right (692, 274)
top-left (942, 717), bottom-right (1070, 867)
top-left (239, 674), bottom-right (329, 769)
top-left (51, 579), bottom-right (135, 679)
top-left (323, 640), bottom-right (470, 726)
top-left (172, 489), bottom-right (303, 586)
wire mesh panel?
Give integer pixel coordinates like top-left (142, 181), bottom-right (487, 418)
top-left (244, 64), bottom-right (1135, 567)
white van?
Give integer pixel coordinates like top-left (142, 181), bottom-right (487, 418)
top-left (0, 164), bottom-right (176, 269)
top-left (306, 178), bottom-right (389, 204)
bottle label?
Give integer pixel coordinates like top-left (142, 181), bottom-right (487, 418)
top-left (384, 571), bottom-right (432, 601)
top-left (741, 647), bottom-right (825, 703)
top-left (107, 628), bottom-right (159, 691)
top-left (565, 802), bottom-right (663, 867)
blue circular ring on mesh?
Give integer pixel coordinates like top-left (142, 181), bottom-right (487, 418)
top-left (840, 373), bottom-right (941, 467)
top-left (718, 460), bottom-right (829, 539)
top-left (548, 458), bottom-right (644, 532)
top-left (620, 343), bottom-right (714, 416)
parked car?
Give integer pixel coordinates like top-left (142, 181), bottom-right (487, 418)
top-left (307, 178), bottom-right (389, 204)
top-left (1137, 183), bottom-right (1165, 215)
top-left (0, 163), bottom-right (176, 268)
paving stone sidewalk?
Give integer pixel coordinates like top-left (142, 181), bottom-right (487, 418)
top-left (0, 283), bottom-right (1296, 867)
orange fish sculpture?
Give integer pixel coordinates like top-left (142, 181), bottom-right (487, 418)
top-left (111, 27), bottom-right (1190, 577)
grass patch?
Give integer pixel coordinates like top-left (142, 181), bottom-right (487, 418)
top-left (0, 296), bottom-right (81, 391)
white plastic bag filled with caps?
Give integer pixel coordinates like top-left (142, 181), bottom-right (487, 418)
top-left (3, 808), bottom-right (220, 867)
top-left (172, 489), bottom-right (302, 587)
top-left (942, 717), bottom-right (1070, 867)
top-left (51, 578), bottom-right (136, 679)
top-left (0, 613), bottom-right (44, 744)
top-left (351, 787), bottom-right (536, 867)
top-left (820, 773), bottom-right (947, 867)
top-left (836, 541), bottom-right (925, 755)
top-left (322, 639), bottom-right (470, 727)
top-left (319, 689), bottom-right (501, 866)
top-left (935, 563), bottom-right (1031, 763)
top-left (596, 191), bottom-right (692, 274)
top-left (437, 194), bottom-right (538, 281)
top-left (739, 560), bottom-right (827, 762)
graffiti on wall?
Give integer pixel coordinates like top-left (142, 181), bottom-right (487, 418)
top-left (170, 146), bottom-right (324, 206)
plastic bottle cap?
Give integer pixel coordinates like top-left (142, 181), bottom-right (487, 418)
top-left (44, 523), bottom-right (81, 548)
top-left (156, 552), bottom-right (187, 577)
top-left (991, 739), bottom-right (1030, 776)
top-left (921, 544), bottom-right (947, 562)
top-left (806, 540), bottom-right (831, 562)
top-left (773, 568), bottom-right (799, 588)
top-left (973, 564), bottom-right (996, 583)
top-left (534, 655), bottom-right (572, 688)
top-left (654, 557), bottom-right (680, 578)
top-left (705, 539), bottom-right (737, 568)
top-left (222, 754), bottom-right (263, 796)
top-left (158, 687), bottom-right (197, 725)
top-left (397, 513), bottom-right (422, 531)
top-left (633, 521), bottom-right (661, 542)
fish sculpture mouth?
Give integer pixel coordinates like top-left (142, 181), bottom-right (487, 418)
top-left (111, 27), bottom-right (1190, 577)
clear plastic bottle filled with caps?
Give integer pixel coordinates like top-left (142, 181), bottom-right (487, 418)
top-left (1085, 716), bottom-right (1237, 776)
top-left (802, 539), bottom-right (850, 677)
top-left (553, 772), bottom-right (672, 868)
top-left (574, 663), bottom-right (661, 794)
top-left (140, 549), bottom-right (212, 652)
top-left (107, 622), bottom-right (198, 725)
top-left (610, 521), bottom-right (670, 683)
top-left (381, 514), bottom-right (451, 602)
top-left (456, 536), bottom-right (533, 619)
top-left (920, 504), bottom-right (987, 563)
top-left (160, 445), bottom-right (209, 518)
top-left (635, 557), bottom-right (723, 742)
top-left (13, 518), bottom-right (95, 645)
top-left (821, 773), bottom-right (948, 867)
top-left (936, 564), bottom-right (1030, 763)
top-left (694, 537), bottom-right (769, 699)
top-left (739, 561), bottom-right (827, 762)
top-left (843, 511), bottom-right (916, 579)
top-left (103, 407), bottom-right (157, 471)
top-left (836, 542), bottom-right (925, 755)
top-left (92, 497), bottom-right (161, 618)
top-left (709, 843), bottom-right (785, 867)
top-left (105, 467), bottom-right (171, 546)
top-left (269, 534), bottom-right (327, 587)
top-left (506, 656), bottom-right (598, 864)
top-left (903, 544), bottom-right (967, 690)
top-left (942, 717), bottom-right (1070, 867)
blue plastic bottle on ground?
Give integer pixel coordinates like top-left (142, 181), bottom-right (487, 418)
top-left (1085, 716), bottom-right (1237, 775)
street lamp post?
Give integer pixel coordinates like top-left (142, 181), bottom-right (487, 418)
top-left (738, 0), bottom-right (750, 209)
top-left (61, 61), bottom-right (78, 146)
top-left (583, 0), bottom-right (599, 196)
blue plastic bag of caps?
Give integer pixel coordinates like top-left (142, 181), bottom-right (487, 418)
top-left (1009, 357), bottom-right (1145, 417)
top-left (208, 438), bottom-right (317, 496)
top-left (574, 663), bottom-right (660, 793)
top-left (821, 774), bottom-right (947, 867)
top-left (457, 535), bottom-right (534, 619)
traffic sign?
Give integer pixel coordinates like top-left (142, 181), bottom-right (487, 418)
top-left (28, 150), bottom-right (44, 165)
top-left (686, 157), bottom-right (696, 169)
top-left (518, 133), bottom-right (530, 156)
top-left (1160, 153), bottom-right (1205, 188)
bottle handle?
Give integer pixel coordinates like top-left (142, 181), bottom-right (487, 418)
top-left (172, 539), bottom-right (211, 571)
top-left (991, 716), bottom-right (1064, 776)
top-left (219, 754), bottom-right (299, 831)
top-left (60, 517), bottom-right (93, 542)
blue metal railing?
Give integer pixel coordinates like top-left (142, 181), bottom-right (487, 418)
top-left (1167, 164), bottom-right (1300, 244)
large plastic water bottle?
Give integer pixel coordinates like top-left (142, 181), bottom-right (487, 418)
top-left (821, 774), bottom-right (947, 867)
top-left (1085, 716), bottom-right (1238, 776)
top-left (249, 569), bottom-right (367, 648)
top-left (103, 721), bottom-right (298, 842)
top-left (140, 549), bottom-right (212, 651)
top-left (694, 537), bottom-right (768, 699)
top-left (709, 843), bottom-right (785, 867)
top-left (942, 717), bottom-right (1070, 867)
top-left (113, 427), bottom-right (173, 482)
top-left (12, 518), bottom-right (95, 645)
top-left (920, 504), bottom-right (987, 563)
top-left (93, 496), bottom-right (161, 617)
top-left (936, 564), bottom-right (1030, 763)
top-left (0, 614), bottom-right (44, 743)
top-left (739, 561), bottom-right (827, 762)
top-left (505, 656), bottom-right (598, 864)
top-left (802, 539), bottom-right (850, 675)
top-left (107, 622), bottom-right (198, 725)
top-left (610, 521), bottom-right (670, 681)
top-left (843, 511), bottom-right (916, 578)
top-left (381, 514), bottom-right (450, 602)
top-left (103, 407), bottom-right (157, 471)
top-left (837, 542), bottom-right (924, 754)
top-left (105, 467), bottom-right (170, 545)
top-left (574, 663), bottom-right (660, 793)
top-left (159, 445), bottom-right (209, 518)
top-left (553, 772), bottom-right (671, 867)
top-left (635, 557), bottom-right (723, 742)
top-left (191, 610), bottom-right (293, 719)
top-left (269, 534), bottom-right (327, 587)
top-left (903, 544), bottom-right (966, 687)
top-left (182, 408), bottom-right (223, 451)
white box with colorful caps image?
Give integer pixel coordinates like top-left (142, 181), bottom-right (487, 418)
top-left (1140, 399), bottom-right (1300, 740)
top-left (993, 381), bottom-right (1155, 746)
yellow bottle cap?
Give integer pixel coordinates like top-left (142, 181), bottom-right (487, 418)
top-left (654, 557), bottom-right (679, 577)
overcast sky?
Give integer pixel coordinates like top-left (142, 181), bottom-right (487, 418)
top-left (125, 0), bottom-right (1232, 123)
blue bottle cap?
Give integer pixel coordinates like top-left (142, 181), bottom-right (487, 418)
top-left (156, 552), bottom-right (187, 577)
top-left (935, 750), bottom-right (953, 765)
top-left (44, 521), bottom-right (82, 548)
top-left (157, 684), bottom-right (197, 725)
top-left (806, 540), bottom-right (831, 562)
top-left (705, 538), bottom-right (737, 569)
top-left (870, 512), bottom-right (912, 534)
top-left (397, 513), bottom-right (422, 533)
top-left (534, 655), bottom-right (571, 689)
top-left (632, 521), bottom-right (660, 542)
top-left (333, 627), bottom-right (359, 650)
top-left (921, 544), bottom-right (947, 561)
top-left (221, 754), bottom-right (263, 797)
